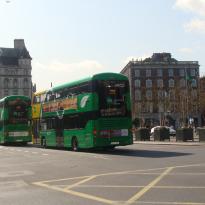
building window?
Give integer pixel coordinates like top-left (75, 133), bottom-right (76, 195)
top-left (135, 70), bottom-right (140, 77)
top-left (192, 104), bottom-right (198, 114)
top-left (191, 69), bottom-right (196, 77)
top-left (4, 90), bottom-right (9, 96)
top-left (180, 69), bottom-right (185, 77)
top-left (191, 90), bottom-right (197, 99)
top-left (157, 69), bottom-right (162, 77)
top-left (168, 69), bottom-right (174, 77)
top-left (13, 89), bottom-right (18, 95)
top-left (135, 90), bottom-right (141, 101)
top-left (169, 79), bottom-right (174, 87)
top-left (179, 79), bottom-right (186, 88)
top-left (25, 59), bottom-right (30, 65)
top-left (146, 102), bottom-right (153, 113)
top-left (24, 69), bottom-right (28, 75)
top-left (24, 89), bottom-right (29, 96)
top-left (24, 78), bottom-right (28, 87)
top-left (146, 79), bottom-right (152, 88)
top-left (146, 90), bottom-right (152, 100)
top-left (158, 90), bottom-right (164, 100)
top-left (134, 79), bottom-right (141, 87)
top-left (13, 79), bottom-right (18, 88)
top-left (4, 78), bottom-right (9, 88)
top-left (169, 90), bottom-right (175, 101)
top-left (146, 69), bottom-right (151, 77)
top-left (157, 79), bottom-right (163, 88)
top-left (135, 103), bottom-right (141, 115)
top-left (191, 79), bottom-right (197, 87)
top-left (170, 103), bottom-right (175, 112)
top-left (158, 103), bottom-right (164, 112)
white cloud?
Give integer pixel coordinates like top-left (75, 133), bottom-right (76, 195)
top-left (32, 60), bottom-right (105, 91)
top-left (184, 18), bottom-right (205, 33)
top-left (174, 0), bottom-right (205, 16)
top-left (178, 47), bottom-right (193, 53)
top-left (174, 0), bottom-right (205, 33)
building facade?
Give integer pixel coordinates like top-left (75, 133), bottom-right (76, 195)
top-left (121, 53), bottom-right (200, 128)
top-left (199, 76), bottom-right (205, 126)
top-left (0, 39), bottom-right (32, 99)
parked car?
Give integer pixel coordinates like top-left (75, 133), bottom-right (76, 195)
top-left (151, 126), bottom-right (176, 136)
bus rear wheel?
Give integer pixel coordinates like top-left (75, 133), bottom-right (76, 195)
top-left (71, 137), bottom-right (78, 152)
top-left (21, 142), bottom-right (27, 146)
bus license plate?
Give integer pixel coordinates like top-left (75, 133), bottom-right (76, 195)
top-left (121, 129), bottom-right (128, 136)
top-left (111, 142), bottom-right (119, 145)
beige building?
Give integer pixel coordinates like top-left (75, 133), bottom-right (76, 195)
top-left (121, 53), bottom-right (200, 128)
top-left (0, 39), bottom-right (32, 99)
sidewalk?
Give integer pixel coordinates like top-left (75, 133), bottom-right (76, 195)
top-left (133, 134), bottom-right (205, 146)
top-left (133, 140), bottom-right (203, 146)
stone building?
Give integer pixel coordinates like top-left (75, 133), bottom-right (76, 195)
top-left (199, 76), bottom-right (205, 126)
top-left (121, 53), bottom-right (200, 128)
top-left (0, 39), bottom-right (32, 99)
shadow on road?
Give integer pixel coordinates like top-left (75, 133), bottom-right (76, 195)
top-left (90, 148), bottom-right (193, 158)
top-left (8, 143), bottom-right (192, 158)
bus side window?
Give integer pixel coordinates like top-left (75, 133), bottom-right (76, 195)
top-left (55, 92), bottom-right (61, 100)
top-left (45, 92), bottom-right (52, 102)
top-left (41, 94), bottom-right (46, 103)
top-left (33, 96), bottom-right (37, 103)
top-left (49, 93), bottom-right (55, 101)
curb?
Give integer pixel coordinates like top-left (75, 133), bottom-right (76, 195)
top-left (133, 141), bottom-right (204, 146)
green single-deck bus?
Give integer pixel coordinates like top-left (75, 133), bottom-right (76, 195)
top-left (40, 72), bottom-right (133, 150)
top-left (0, 96), bottom-right (32, 145)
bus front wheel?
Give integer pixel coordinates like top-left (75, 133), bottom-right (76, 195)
top-left (71, 137), bottom-right (78, 151)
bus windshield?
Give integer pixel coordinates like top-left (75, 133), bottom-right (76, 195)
top-left (8, 100), bottom-right (30, 124)
top-left (97, 80), bottom-right (129, 117)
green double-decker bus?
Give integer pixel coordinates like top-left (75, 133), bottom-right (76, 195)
top-left (0, 96), bottom-right (32, 145)
top-left (40, 72), bottom-right (133, 150)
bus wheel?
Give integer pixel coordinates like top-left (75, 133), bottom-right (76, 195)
top-left (71, 137), bottom-right (78, 152)
top-left (21, 142), bottom-right (27, 146)
top-left (42, 138), bottom-right (47, 148)
top-left (109, 145), bottom-right (116, 150)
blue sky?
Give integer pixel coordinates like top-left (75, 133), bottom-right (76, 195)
top-left (0, 0), bottom-right (205, 90)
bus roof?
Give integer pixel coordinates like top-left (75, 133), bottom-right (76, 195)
top-left (0, 95), bottom-right (31, 103)
top-left (51, 72), bottom-right (128, 92)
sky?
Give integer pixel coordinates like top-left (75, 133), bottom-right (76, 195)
top-left (0, 0), bottom-right (205, 91)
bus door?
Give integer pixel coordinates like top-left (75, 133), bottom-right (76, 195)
top-left (56, 117), bottom-right (64, 147)
top-left (33, 119), bottom-right (41, 143)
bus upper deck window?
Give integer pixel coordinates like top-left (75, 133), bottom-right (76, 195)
top-left (41, 94), bottom-right (46, 103)
top-left (33, 96), bottom-right (37, 103)
top-left (55, 92), bottom-right (61, 99)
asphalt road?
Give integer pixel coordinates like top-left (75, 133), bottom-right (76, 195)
top-left (0, 142), bottom-right (205, 205)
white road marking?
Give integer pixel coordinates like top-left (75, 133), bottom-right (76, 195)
top-left (31, 152), bottom-right (38, 154)
top-left (33, 163), bottom-right (205, 205)
top-left (0, 170), bottom-right (34, 178)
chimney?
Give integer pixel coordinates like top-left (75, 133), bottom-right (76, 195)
top-left (14, 39), bottom-right (26, 49)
